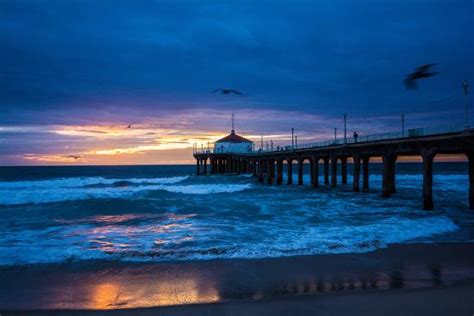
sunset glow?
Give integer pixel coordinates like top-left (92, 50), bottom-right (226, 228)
top-left (1, 0), bottom-right (471, 166)
top-left (2, 109), bottom-right (468, 165)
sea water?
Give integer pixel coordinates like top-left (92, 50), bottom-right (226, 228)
top-left (0, 163), bottom-right (472, 266)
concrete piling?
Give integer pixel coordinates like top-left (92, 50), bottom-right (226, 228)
top-left (268, 160), bottom-right (275, 184)
top-left (298, 159), bottom-right (304, 185)
top-left (341, 157), bottom-right (347, 185)
top-left (353, 156), bottom-right (360, 192)
top-left (362, 156), bottom-right (370, 191)
top-left (331, 156), bottom-right (337, 187)
top-left (276, 159), bottom-right (283, 185)
top-left (312, 157), bottom-right (319, 188)
top-left (324, 157), bottom-right (329, 185)
top-left (468, 153), bottom-right (473, 210)
top-left (287, 159), bottom-right (293, 185)
top-left (382, 154), bottom-right (397, 198)
top-left (422, 152), bottom-right (435, 210)
top-left (258, 160), bottom-right (264, 183)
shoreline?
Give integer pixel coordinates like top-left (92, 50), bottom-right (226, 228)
top-left (1, 242), bottom-right (473, 313)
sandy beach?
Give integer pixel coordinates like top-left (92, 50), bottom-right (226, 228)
top-left (7, 283), bottom-right (473, 316)
top-left (1, 242), bottom-right (473, 315)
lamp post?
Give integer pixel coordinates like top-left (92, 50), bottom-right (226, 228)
top-left (295, 135), bottom-right (298, 149)
top-left (334, 128), bottom-right (337, 141)
top-left (291, 127), bottom-right (295, 149)
top-left (343, 113), bottom-right (347, 144)
top-left (401, 114), bottom-right (405, 137)
top-left (464, 81), bottom-right (470, 129)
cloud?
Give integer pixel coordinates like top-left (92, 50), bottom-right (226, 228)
top-left (1, 107), bottom-right (465, 164)
top-left (0, 0), bottom-right (472, 164)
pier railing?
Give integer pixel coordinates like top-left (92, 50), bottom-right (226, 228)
top-left (285, 124), bottom-right (466, 151)
top-left (193, 124), bottom-right (468, 155)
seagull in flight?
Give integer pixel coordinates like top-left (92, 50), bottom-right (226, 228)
top-left (404, 64), bottom-right (437, 89)
top-left (127, 122), bottom-right (137, 129)
top-left (66, 155), bottom-right (82, 160)
top-left (212, 88), bottom-right (243, 95)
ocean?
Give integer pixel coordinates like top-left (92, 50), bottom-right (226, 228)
top-left (0, 163), bottom-right (472, 266)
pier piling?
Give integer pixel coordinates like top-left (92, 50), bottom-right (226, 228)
top-left (287, 159), bottom-right (293, 185)
top-left (324, 158), bottom-right (330, 185)
top-left (422, 151), bottom-right (435, 210)
top-left (312, 157), bottom-right (319, 188)
top-left (382, 153), bottom-right (397, 198)
top-left (194, 129), bottom-right (474, 210)
top-left (362, 156), bottom-right (370, 191)
top-left (468, 153), bottom-right (474, 210)
top-left (331, 156), bottom-right (337, 187)
top-left (276, 159), bottom-right (283, 185)
top-left (268, 159), bottom-right (275, 184)
top-left (298, 159), bottom-right (304, 185)
top-left (353, 156), bottom-right (361, 192)
top-left (341, 157), bottom-right (347, 185)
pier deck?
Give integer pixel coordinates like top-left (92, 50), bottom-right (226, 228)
top-left (194, 127), bottom-right (474, 210)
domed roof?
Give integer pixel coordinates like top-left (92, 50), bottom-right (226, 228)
top-left (215, 130), bottom-right (252, 143)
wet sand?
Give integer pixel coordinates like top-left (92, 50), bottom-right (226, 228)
top-left (7, 282), bottom-right (473, 316)
top-left (1, 242), bottom-right (473, 314)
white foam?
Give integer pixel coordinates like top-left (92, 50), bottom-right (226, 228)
top-left (184, 216), bottom-right (459, 260)
top-left (0, 176), bottom-right (189, 205)
top-left (161, 184), bottom-right (253, 195)
top-left (0, 177), bottom-right (254, 205)
top-left (0, 214), bottom-right (458, 265)
top-left (0, 176), bottom-right (188, 189)
top-left (0, 170), bottom-right (468, 265)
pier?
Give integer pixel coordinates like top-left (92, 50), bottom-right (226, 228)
top-left (194, 126), bottom-right (474, 210)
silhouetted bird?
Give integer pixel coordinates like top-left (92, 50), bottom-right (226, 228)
top-left (212, 88), bottom-right (243, 95)
top-left (66, 155), bottom-right (81, 160)
top-left (127, 122), bottom-right (136, 129)
top-left (404, 64), bottom-right (437, 89)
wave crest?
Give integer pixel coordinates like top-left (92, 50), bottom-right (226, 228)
top-left (161, 184), bottom-right (253, 195)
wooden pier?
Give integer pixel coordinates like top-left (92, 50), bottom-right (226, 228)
top-left (194, 129), bottom-right (474, 210)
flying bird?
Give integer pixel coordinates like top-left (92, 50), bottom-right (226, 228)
top-left (212, 88), bottom-right (243, 95)
top-left (404, 64), bottom-right (437, 89)
top-left (66, 155), bottom-right (82, 160)
top-left (127, 122), bottom-right (137, 129)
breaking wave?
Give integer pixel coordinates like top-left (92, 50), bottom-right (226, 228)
top-left (0, 214), bottom-right (458, 265)
top-left (0, 176), bottom-right (255, 205)
top-left (0, 165), bottom-right (470, 266)
top-left (161, 184), bottom-right (253, 195)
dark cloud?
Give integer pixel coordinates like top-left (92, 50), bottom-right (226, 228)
top-left (0, 0), bottom-right (472, 164)
top-left (1, 0), bottom-right (472, 126)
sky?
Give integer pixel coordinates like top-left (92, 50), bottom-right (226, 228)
top-left (0, 0), bottom-right (472, 165)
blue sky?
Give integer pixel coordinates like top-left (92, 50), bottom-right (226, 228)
top-left (0, 0), bottom-right (472, 164)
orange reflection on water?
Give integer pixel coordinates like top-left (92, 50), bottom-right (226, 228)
top-left (91, 214), bottom-right (143, 224)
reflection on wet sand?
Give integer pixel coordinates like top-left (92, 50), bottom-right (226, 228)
top-left (89, 283), bottom-right (124, 309)
top-left (2, 244), bottom-right (473, 311)
top-left (85, 273), bottom-right (220, 309)
top-left (33, 261), bottom-right (474, 310)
